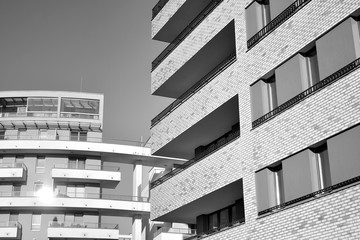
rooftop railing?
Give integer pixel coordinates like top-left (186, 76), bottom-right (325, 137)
top-left (152, 0), bottom-right (171, 19)
top-left (53, 163), bottom-right (120, 172)
top-left (154, 227), bottom-right (196, 238)
top-left (152, 0), bottom-right (225, 71)
top-left (258, 175), bottom-right (360, 216)
top-left (151, 52), bottom-right (237, 127)
top-left (252, 57), bottom-right (360, 128)
top-left (0, 191), bottom-right (149, 202)
top-left (247, 0), bottom-right (312, 49)
top-left (151, 127), bottom-right (240, 189)
top-left (49, 221), bottom-right (118, 229)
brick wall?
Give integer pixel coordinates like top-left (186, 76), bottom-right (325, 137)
top-left (150, 0), bottom-right (360, 239)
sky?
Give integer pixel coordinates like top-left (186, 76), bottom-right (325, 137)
top-left (0, 0), bottom-right (171, 234)
top-left (0, 0), bottom-right (171, 143)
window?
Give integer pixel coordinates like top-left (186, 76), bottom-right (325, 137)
top-left (67, 184), bottom-right (85, 198)
top-left (68, 157), bottom-right (86, 169)
top-left (250, 75), bottom-right (277, 122)
top-left (70, 131), bottom-right (87, 141)
top-left (12, 185), bottom-right (21, 196)
top-left (27, 97), bottom-right (58, 112)
top-left (9, 213), bottom-right (19, 223)
top-left (31, 213), bottom-right (41, 231)
top-left (35, 156), bottom-right (45, 173)
top-left (34, 181), bottom-right (43, 193)
top-left (60, 98), bottom-right (100, 119)
top-left (245, 0), bottom-right (270, 40)
top-left (0, 130), bottom-right (4, 140)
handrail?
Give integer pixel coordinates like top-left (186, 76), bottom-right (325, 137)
top-left (0, 221), bottom-right (21, 228)
top-left (0, 191), bottom-right (149, 202)
top-left (0, 133), bottom-right (146, 147)
top-left (187, 218), bottom-right (245, 240)
top-left (154, 227), bottom-right (196, 238)
top-left (152, 0), bottom-right (171, 20)
top-left (252, 57), bottom-right (360, 128)
top-left (151, 127), bottom-right (240, 189)
top-left (152, 0), bottom-right (224, 71)
top-left (151, 52), bottom-right (237, 127)
top-left (258, 175), bottom-right (360, 216)
top-left (53, 163), bottom-right (120, 172)
top-left (0, 163), bottom-right (26, 169)
top-left (48, 221), bottom-right (118, 229)
top-left (247, 0), bottom-right (312, 49)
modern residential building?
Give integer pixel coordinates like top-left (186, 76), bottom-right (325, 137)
top-left (0, 90), bottom-right (185, 240)
top-left (149, 0), bottom-right (360, 239)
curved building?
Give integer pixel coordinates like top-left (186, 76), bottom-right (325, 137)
top-left (0, 91), bottom-right (185, 240)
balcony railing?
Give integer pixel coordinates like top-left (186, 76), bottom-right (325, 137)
top-left (0, 131), bottom-right (146, 147)
top-left (252, 57), bottom-right (360, 128)
top-left (152, 0), bottom-right (225, 71)
top-left (54, 163), bottom-right (120, 172)
top-left (151, 127), bottom-right (240, 189)
top-left (0, 163), bottom-right (26, 169)
top-left (247, 0), bottom-right (312, 49)
top-left (0, 221), bottom-right (21, 228)
top-left (258, 175), bottom-right (360, 216)
top-left (187, 218), bottom-right (245, 240)
top-left (154, 227), bottom-right (196, 238)
top-left (0, 191), bottom-right (149, 202)
top-left (152, 0), bottom-right (171, 19)
top-left (151, 52), bottom-right (236, 127)
top-left (49, 221), bottom-right (118, 229)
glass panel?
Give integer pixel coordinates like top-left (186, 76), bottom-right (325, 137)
top-left (12, 185), bottom-right (21, 196)
top-left (79, 132), bottom-right (87, 141)
top-left (78, 159), bottom-right (85, 169)
top-left (76, 185), bottom-right (85, 198)
top-left (220, 209), bottom-right (229, 226)
top-left (67, 185), bottom-right (76, 197)
top-left (36, 157), bottom-right (45, 173)
top-left (27, 97), bottom-right (58, 112)
top-left (208, 213), bottom-right (218, 230)
top-left (34, 182), bottom-right (43, 193)
top-left (231, 205), bottom-right (237, 222)
top-left (9, 213), bottom-right (19, 222)
top-left (31, 214), bottom-right (41, 231)
top-left (60, 98), bottom-right (100, 114)
top-left (69, 159), bottom-right (77, 169)
top-left (70, 131), bottom-right (79, 141)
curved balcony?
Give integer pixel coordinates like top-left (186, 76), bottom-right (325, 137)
top-left (0, 191), bottom-right (150, 216)
top-left (48, 221), bottom-right (119, 239)
top-left (52, 163), bottom-right (121, 188)
top-left (0, 163), bottom-right (27, 182)
top-left (0, 221), bottom-right (21, 239)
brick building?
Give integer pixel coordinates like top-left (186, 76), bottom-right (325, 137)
top-left (149, 0), bottom-right (360, 239)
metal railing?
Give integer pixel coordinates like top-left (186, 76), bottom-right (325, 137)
top-left (252, 57), bottom-right (360, 128)
top-left (151, 52), bottom-right (237, 127)
top-left (247, 0), bottom-right (312, 49)
top-left (48, 221), bottom-right (118, 229)
top-left (152, 0), bottom-right (224, 71)
top-left (151, 127), bottom-right (240, 189)
top-left (187, 218), bottom-right (245, 240)
top-left (154, 227), bottom-right (196, 238)
top-left (0, 221), bottom-right (21, 228)
top-left (53, 163), bottom-right (120, 172)
top-left (152, 0), bottom-right (171, 19)
top-left (0, 132), bottom-right (146, 147)
top-left (259, 175), bottom-right (360, 216)
top-left (0, 163), bottom-right (26, 169)
top-left (0, 191), bottom-right (149, 202)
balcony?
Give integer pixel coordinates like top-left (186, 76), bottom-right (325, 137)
top-left (247, 0), bottom-right (312, 49)
top-left (154, 227), bottom-right (196, 240)
top-left (0, 221), bottom-right (21, 239)
top-left (152, 0), bottom-right (222, 43)
top-left (0, 191), bottom-right (150, 215)
top-left (152, 20), bottom-right (236, 98)
top-left (252, 57), bottom-right (360, 128)
top-left (52, 163), bottom-right (121, 188)
top-left (48, 221), bottom-right (119, 239)
top-left (0, 163), bottom-right (26, 182)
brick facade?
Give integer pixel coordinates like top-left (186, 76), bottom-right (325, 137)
top-left (150, 0), bottom-right (360, 239)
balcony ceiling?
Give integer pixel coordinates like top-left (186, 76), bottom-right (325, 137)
top-left (153, 95), bottom-right (239, 159)
top-left (153, 0), bottom-right (213, 42)
top-left (153, 20), bottom-right (235, 98)
top-left (153, 179), bottom-right (243, 223)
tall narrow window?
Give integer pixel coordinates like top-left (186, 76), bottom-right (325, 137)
top-left (269, 164), bottom-right (284, 206)
top-left (31, 213), bottom-right (41, 231)
top-left (208, 213), bottom-right (218, 231)
top-left (68, 157), bottom-right (86, 169)
top-left (0, 130), bottom-right (4, 140)
top-left (36, 156), bottom-right (45, 173)
top-left (310, 143), bottom-right (330, 191)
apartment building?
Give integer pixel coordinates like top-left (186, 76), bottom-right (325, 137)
top-left (149, 0), bottom-right (360, 239)
top-left (0, 91), bottom-right (185, 240)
